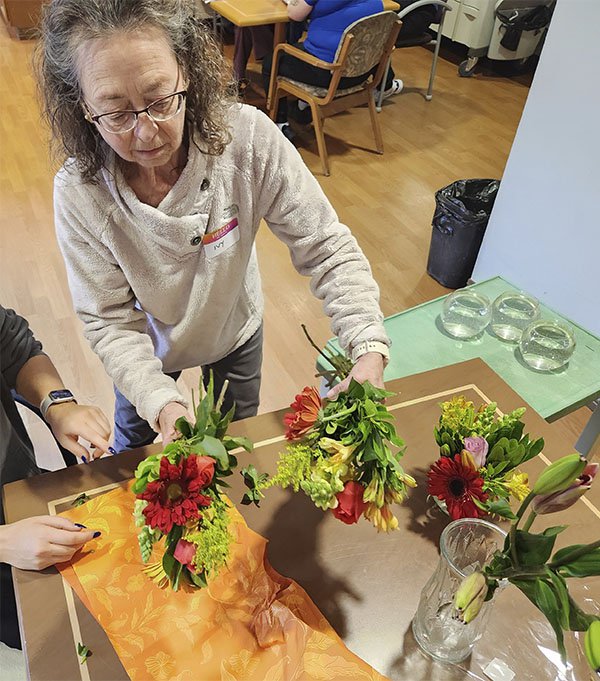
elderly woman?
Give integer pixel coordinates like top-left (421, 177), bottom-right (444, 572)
top-left (37, 0), bottom-right (391, 453)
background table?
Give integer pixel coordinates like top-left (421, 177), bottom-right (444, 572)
top-left (320, 276), bottom-right (600, 422)
top-left (4, 359), bottom-right (598, 680)
top-left (210, 0), bottom-right (400, 46)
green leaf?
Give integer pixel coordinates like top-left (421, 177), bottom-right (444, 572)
top-left (553, 546), bottom-right (600, 578)
top-left (564, 597), bottom-right (600, 631)
top-left (71, 493), bottom-right (90, 507)
top-left (542, 526), bottom-right (568, 538)
top-left (199, 435), bottom-right (229, 469)
top-left (512, 579), bottom-right (566, 662)
top-left (131, 476), bottom-right (149, 495)
top-left (548, 571), bottom-right (571, 630)
top-left (480, 497), bottom-right (517, 520)
top-left (175, 416), bottom-right (193, 439)
top-left (77, 642), bottom-right (92, 665)
top-left (162, 551), bottom-right (176, 580)
top-left (222, 435), bottom-right (253, 453)
top-left (515, 529), bottom-right (558, 567)
top-left (187, 569), bottom-right (207, 588)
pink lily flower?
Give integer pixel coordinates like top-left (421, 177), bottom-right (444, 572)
top-left (532, 463), bottom-right (598, 514)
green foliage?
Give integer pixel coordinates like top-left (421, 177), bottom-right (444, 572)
top-left (71, 493), bottom-right (90, 507)
top-left (77, 643), bottom-right (92, 665)
top-left (132, 370), bottom-right (257, 589)
top-left (190, 497), bottom-right (233, 578)
top-left (480, 461), bottom-right (600, 670)
top-left (265, 444), bottom-right (314, 492)
top-left (240, 464), bottom-right (269, 506)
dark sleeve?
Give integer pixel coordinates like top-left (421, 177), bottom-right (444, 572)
top-left (0, 306), bottom-right (45, 390)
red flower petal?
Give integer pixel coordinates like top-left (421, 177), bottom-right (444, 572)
top-left (427, 455), bottom-right (488, 520)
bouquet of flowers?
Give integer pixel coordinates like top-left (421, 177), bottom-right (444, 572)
top-left (453, 453), bottom-right (599, 672)
top-left (132, 374), bottom-right (253, 590)
top-left (248, 379), bottom-right (415, 532)
top-left (427, 396), bottom-right (544, 520)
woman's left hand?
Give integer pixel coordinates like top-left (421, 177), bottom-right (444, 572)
top-left (326, 352), bottom-right (385, 399)
top-left (45, 403), bottom-right (112, 460)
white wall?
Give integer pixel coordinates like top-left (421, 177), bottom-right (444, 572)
top-left (472, 0), bottom-right (600, 336)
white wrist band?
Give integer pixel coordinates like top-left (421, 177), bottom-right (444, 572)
top-left (350, 340), bottom-right (390, 366)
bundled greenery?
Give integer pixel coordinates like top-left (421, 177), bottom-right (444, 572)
top-left (132, 373), bottom-right (253, 590)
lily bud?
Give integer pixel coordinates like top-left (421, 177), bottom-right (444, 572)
top-left (532, 454), bottom-right (587, 496)
top-left (532, 463), bottom-right (598, 514)
top-left (454, 572), bottom-right (488, 624)
top-left (460, 449), bottom-right (477, 471)
top-left (584, 620), bottom-right (600, 674)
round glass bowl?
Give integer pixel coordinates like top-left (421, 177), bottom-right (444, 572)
top-left (441, 290), bottom-right (491, 339)
top-left (519, 320), bottom-right (576, 371)
top-left (490, 291), bottom-right (541, 342)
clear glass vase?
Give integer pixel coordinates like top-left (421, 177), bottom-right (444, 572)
top-left (440, 290), bottom-right (491, 339)
top-left (412, 518), bottom-right (506, 663)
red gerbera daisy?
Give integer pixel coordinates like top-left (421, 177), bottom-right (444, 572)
top-left (427, 454), bottom-right (488, 520)
top-left (283, 386), bottom-right (321, 440)
top-left (138, 454), bottom-right (213, 533)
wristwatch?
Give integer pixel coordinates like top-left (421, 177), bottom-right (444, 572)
top-left (350, 340), bottom-right (390, 367)
top-left (40, 389), bottom-right (77, 419)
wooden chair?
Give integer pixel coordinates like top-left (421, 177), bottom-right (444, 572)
top-left (266, 11), bottom-right (402, 176)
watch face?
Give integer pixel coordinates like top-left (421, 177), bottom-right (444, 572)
top-left (49, 389), bottom-right (74, 400)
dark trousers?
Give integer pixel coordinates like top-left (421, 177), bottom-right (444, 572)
top-left (112, 325), bottom-right (263, 452)
top-left (262, 43), bottom-right (375, 123)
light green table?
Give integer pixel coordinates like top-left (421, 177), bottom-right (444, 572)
top-left (320, 276), bottom-right (600, 422)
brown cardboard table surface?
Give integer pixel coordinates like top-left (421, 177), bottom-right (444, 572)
top-left (4, 359), bottom-right (598, 681)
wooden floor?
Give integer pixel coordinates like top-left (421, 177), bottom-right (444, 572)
top-left (0, 24), bottom-right (588, 468)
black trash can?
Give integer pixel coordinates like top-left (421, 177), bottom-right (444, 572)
top-left (426, 179), bottom-right (500, 289)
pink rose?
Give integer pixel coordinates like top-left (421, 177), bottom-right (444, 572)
top-left (332, 481), bottom-right (367, 525)
top-left (173, 539), bottom-right (196, 568)
top-left (463, 437), bottom-right (488, 468)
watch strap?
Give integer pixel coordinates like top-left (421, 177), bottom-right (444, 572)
top-left (350, 340), bottom-right (390, 366)
top-left (40, 392), bottom-right (77, 420)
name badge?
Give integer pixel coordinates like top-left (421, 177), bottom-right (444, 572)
top-left (202, 218), bottom-right (240, 259)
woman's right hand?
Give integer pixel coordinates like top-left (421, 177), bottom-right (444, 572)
top-left (0, 516), bottom-right (99, 570)
top-left (158, 401), bottom-right (191, 445)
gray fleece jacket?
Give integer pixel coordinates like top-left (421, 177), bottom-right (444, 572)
top-left (54, 104), bottom-right (389, 428)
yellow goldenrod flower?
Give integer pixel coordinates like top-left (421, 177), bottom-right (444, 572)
top-left (503, 470), bottom-right (530, 502)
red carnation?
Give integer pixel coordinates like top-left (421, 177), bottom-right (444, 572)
top-left (427, 454), bottom-right (488, 520)
top-left (283, 386), bottom-right (321, 440)
top-left (332, 481), bottom-right (367, 525)
top-left (138, 454), bottom-right (212, 533)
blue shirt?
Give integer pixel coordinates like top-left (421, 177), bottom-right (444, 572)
top-left (303, 0), bottom-right (385, 63)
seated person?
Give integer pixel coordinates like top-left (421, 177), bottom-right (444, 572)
top-left (262, 0), bottom-right (403, 137)
top-left (0, 304), bottom-right (111, 650)
top-left (233, 26), bottom-right (274, 92)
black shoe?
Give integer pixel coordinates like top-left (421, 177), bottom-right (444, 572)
top-left (289, 102), bottom-right (313, 125)
top-left (278, 122), bottom-right (296, 143)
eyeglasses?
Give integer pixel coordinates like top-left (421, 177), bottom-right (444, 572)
top-left (85, 91), bottom-right (187, 134)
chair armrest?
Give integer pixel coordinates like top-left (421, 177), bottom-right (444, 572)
top-left (272, 42), bottom-right (342, 71)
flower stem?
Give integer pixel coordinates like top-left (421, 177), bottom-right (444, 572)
top-left (510, 491), bottom-right (536, 568)
top-left (522, 510), bottom-right (537, 533)
top-left (548, 538), bottom-right (600, 568)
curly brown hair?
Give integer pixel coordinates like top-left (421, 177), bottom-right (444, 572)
top-left (36, 0), bottom-right (235, 182)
